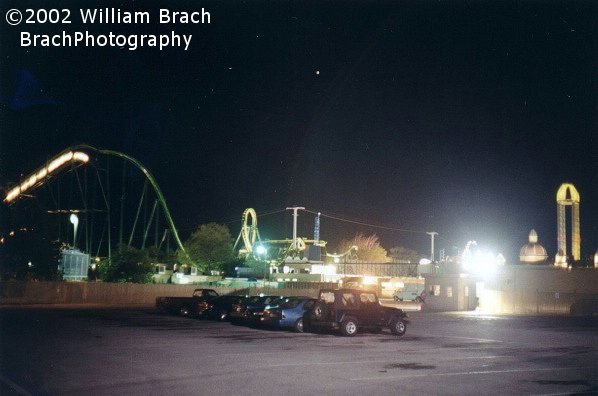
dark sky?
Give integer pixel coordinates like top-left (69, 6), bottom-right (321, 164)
top-left (1, 0), bottom-right (596, 262)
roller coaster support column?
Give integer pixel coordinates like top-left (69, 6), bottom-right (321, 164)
top-left (78, 145), bottom-right (191, 262)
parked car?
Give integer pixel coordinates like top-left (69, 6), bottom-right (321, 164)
top-left (393, 283), bottom-right (426, 302)
top-left (305, 288), bottom-right (409, 336)
top-left (261, 297), bottom-right (316, 332)
top-left (155, 288), bottom-right (220, 317)
top-left (196, 295), bottom-right (245, 321)
top-left (229, 295), bottom-right (284, 326)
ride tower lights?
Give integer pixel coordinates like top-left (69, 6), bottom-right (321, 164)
top-left (556, 183), bottom-right (581, 264)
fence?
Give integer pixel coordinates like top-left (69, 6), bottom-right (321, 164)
top-left (0, 281), bottom-right (327, 306)
top-left (481, 288), bottom-right (598, 315)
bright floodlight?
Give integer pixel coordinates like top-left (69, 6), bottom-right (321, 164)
top-left (463, 248), bottom-right (500, 278)
top-left (419, 258), bottom-right (432, 265)
top-left (255, 245), bottom-right (267, 255)
top-left (70, 213), bottom-right (79, 249)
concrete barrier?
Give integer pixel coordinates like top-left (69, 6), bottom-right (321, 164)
top-left (0, 281), bottom-right (319, 306)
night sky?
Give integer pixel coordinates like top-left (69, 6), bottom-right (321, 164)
top-left (1, 0), bottom-right (596, 262)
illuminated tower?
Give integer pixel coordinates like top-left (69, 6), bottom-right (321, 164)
top-left (556, 183), bottom-right (580, 261)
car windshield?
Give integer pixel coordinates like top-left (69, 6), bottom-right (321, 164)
top-left (360, 293), bottom-right (377, 303)
top-left (264, 296), bottom-right (284, 305)
top-left (320, 291), bottom-right (335, 303)
top-left (279, 298), bottom-right (302, 309)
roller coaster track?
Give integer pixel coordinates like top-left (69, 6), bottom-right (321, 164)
top-left (3, 145), bottom-right (190, 261)
top-left (234, 208), bottom-right (261, 256)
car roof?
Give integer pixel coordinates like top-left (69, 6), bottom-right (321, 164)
top-left (320, 288), bottom-right (373, 294)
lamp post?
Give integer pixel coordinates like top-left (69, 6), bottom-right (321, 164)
top-left (70, 213), bottom-right (79, 249)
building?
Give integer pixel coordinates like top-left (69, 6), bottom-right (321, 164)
top-left (519, 229), bottom-right (548, 264)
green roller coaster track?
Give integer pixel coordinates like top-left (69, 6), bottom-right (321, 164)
top-left (4, 144), bottom-right (190, 262)
top-left (77, 144), bottom-right (190, 262)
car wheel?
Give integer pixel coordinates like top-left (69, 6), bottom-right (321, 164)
top-left (389, 317), bottom-right (407, 336)
top-left (294, 318), bottom-right (304, 333)
top-left (312, 302), bottom-right (328, 320)
top-left (179, 306), bottom-right (191, 317)
top-left (340, 317), bottom-right (359, 337)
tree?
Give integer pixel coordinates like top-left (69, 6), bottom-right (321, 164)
top-left (179, 223), bottom-right (236, 275)
top-left (98, 244), bottom-right (154, 283)
top-left (337, 233), bottom-right (388, 263)
top-left (389, 246), bottom-right (421, 264)
top-left (145, 246), bottom-right (177, 265)
top-left (0, 230), bottom-right (62, 281)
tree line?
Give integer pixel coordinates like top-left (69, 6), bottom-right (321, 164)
top-left (2, 222), bottom-right (420, 283)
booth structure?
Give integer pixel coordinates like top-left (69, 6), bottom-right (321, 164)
top-left (423, 265), bottom-right (598, 315)
top-left (423, 273), bottom-right (478, 312)
top-left (60, 249), bottom-right (90, 281)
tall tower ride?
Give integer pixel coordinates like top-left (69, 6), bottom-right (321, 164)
top-left (556, 183), bottom-right (581, 261)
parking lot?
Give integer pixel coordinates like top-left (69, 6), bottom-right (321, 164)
top-left (1, 306), bottom-right (597, 395)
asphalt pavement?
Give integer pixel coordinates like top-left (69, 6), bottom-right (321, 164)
top-left (1, 306), bottom-right (597, 395)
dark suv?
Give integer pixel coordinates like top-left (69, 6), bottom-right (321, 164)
top-left (305, 288), bottom-right (409, 336)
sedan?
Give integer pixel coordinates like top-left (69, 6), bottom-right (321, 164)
top-left (261, 297), bottom-right (316, 332)
top-left (230, 295), bottom-right (284, 326)
top-left (197, 295), bottom-right (245, 321)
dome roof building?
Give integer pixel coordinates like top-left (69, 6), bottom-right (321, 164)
top-left (519, 229), bottom-right (548, 264)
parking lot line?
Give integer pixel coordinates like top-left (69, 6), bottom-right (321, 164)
top-left (425, 334), bottom-right (502, 343)
top-left (268, 355), bottom-right (500, 369)
top-left (350, 366), bottom-right (593, 381)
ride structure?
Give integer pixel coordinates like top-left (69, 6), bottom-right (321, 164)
top-left (233, 207), bottom-right (360, 267)
top-left (233, 208), bottom-right (262, 257)
top-left (556, 183), bottom-right (581, 262)
top-left (2, 145), bottom-right (190, 265)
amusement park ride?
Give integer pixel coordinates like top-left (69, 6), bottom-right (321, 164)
top-left (3, 145), bottom-right (356, 280)
top-left (232, 207), bottom-right (357, 266)
top-left (3, 145), bottom-right (190, 280)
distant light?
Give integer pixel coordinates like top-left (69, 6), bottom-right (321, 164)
top-left (315, 70), bottom-right (320, 75)
top-left (28, 261), bottom-right (32, 268)
top-left (70, 214), bottom-right (79, 225)
top-left (462, 247), bottom-right (502, 278)
top-left (419, 258), bottom-right (432, 265)
top-left (255, 245), bottom-right (267, 255)
top-left (362, 276), bottom-right (377, 285)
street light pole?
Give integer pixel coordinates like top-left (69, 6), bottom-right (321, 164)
top-left (70, 214), bottom-right (79, 250)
